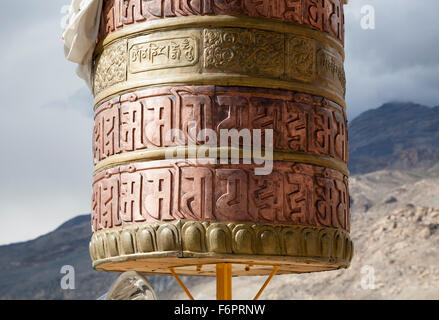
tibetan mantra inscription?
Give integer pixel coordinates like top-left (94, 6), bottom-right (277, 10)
top-left (93, 86), bottom-right (348, 165)
top-left (89, 0), bottom-right (351, 275)
top-left (92, 160), bottom-right (350, 232)
top-left (99, 0), bottom-right (345, 44)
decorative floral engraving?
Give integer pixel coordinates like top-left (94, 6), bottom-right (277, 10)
top-left (286, 36), bottom-right (316, 82)
top-left (203, 28), bottom-right (284, 77)
top-left (93, 40), bottom-right (128, 95)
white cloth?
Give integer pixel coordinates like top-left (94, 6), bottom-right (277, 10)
top-left (63, 0), bottom-right (103, 90)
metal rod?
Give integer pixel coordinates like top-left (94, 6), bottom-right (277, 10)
top-left (253, 266), bottom-right (280, 300)
top-left (216, 263), bottom-right (232, 300)
top-left (169, 267), bottom-right (195, 300)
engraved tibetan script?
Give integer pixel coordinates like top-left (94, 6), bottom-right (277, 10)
top-left (93, 87), bottom-right (348, 165)
top-left (100, 0), bottom-right (345, 43)
top-left (92, 161), bottom-right (350, 232)
top-left (129, 37), bottom-right (198, 73)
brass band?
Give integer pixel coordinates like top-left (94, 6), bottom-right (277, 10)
top-left (90, 220), bottom-right (353, 276)
top-left (93, 18), bottom-right (346, 108)
top-left (97, 15), bottom-right (344, 54)
top-left (93, 147), bottom-right (349, 176)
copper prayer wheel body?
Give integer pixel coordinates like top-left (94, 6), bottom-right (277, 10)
top-left (90, 0), bottom-right (352, 276)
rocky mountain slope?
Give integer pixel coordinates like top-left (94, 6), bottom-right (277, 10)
top-left (0, 215), bottom-right (118, 299)
top-left (349, 102), bottom-right (439, 174)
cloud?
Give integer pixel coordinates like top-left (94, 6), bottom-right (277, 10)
top-left (0, 88), bottom-right (93, 244)
top-left (0, 1), bottom-right (92, 244)
top-left (344, 0), bottom-right (439, 118)
top-left (43, 87), bottom-right (94, 118)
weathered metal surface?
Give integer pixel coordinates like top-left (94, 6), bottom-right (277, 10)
top-left (90, 221), bottom-right (353, 276)
top-left (93, 86), bottom-right (348, 166)
top-left (89, 0), bottom-right (351, 275)
top-left (93, 23), bottom-right (346, 108)
top-left (99, 0), bottom-right (346, 44)
top-left (91, 159), bottom-right (350, 232)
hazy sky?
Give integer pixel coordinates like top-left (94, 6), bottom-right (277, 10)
top-left (0, 0), bottom-right (438, 245)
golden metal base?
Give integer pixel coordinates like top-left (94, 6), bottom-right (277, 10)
top-left (90, 221), bottom-right (353, 277)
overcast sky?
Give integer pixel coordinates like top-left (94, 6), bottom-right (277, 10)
top-left (0, 0), bottom-right (438, 245)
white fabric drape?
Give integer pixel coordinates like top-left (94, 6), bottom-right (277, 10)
top-left (62, 0), bottom-right (103, 90)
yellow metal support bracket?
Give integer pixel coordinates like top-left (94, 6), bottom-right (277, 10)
top-left (253, 266), bottom-right (280, 300)
top-left (216, 263), bottom-right (232, 300)
top-left (170, 264), bottom-right (279, 300)
top-left (169, 267), bottom-right (195, 300)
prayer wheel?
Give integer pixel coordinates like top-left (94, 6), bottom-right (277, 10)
top-left (88, 0), bottom-right (352, 291)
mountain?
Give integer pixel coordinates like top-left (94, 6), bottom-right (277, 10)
top-left (0, 215), bottom-right (118, 300)
top-left (349, 102), bottom-right (439, 174)
top-left (0, 214), bottom-right (185, 300)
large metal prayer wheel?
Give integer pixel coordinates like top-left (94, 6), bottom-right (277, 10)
top-left (89, 0), bottom-right (352, 279)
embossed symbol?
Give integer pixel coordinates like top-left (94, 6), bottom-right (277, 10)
top-left (94, 40), bottom-right (128, 95)
top-left (286, 36), bottom-right (316, 82)
top-left (203, 28), bottom-right (284, 77)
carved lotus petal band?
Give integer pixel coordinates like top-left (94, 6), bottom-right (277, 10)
top-left (92, 21), bottom-right (346, 108)
top-left (90, 220), bottom-right (353, 276)
top-left (100, 0), bottom-right (347, 45)
top-left (92, 159), bottom-right (350, 233)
